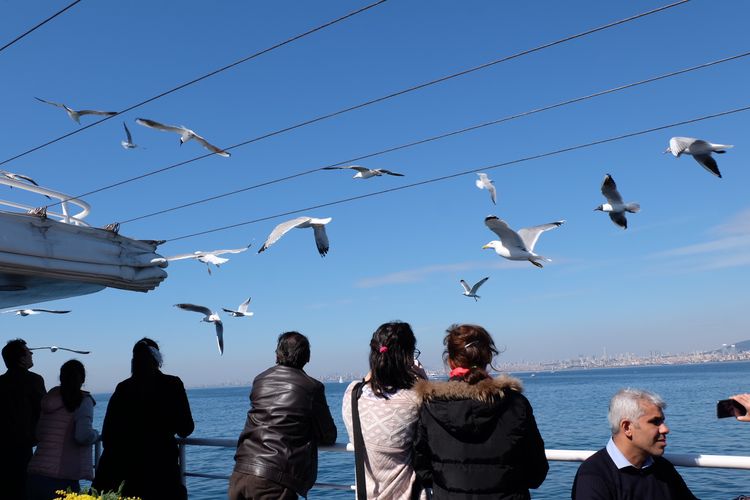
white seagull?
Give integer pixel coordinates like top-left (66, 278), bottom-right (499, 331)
top-left (121, 122), bottom-right (137, 149)
top-left (222, 297), bottom-right (254, 318)
top-left (664, 137), bottom-right (733, 178)
top-left (475, 173), bottom-right (497, 205)
top-left (482, 216), bottom-right (565, 268)
top-left (258, 216), bottom-right (332, 257)
top-left (322, 165), bottom-right (404, 179)
top-left (594, 174), bottom-right (640, 230)
top-left (35, 97), bottom-right (116, 124)
top-left (164, 245), bottom-right (250, 275)
top-left (135, 118), bottom-right (231, 157)
top-left (460, 277), bottom-right (489, 301)
top-left (30, 346), bottom-right (90, 354)
top-left (2, 308), bottom-right (71, 316)
top-left (174, 303), bottom-right (224, 355)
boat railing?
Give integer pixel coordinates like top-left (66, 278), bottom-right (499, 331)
top-left (0, 177), bottom-right (90, 225)
top-left (92, 437), bottom-right (750, 493)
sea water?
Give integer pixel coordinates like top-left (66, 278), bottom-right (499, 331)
top-left (93, 361), bottom-right (750, 499)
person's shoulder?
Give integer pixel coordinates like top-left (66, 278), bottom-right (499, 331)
top-left (578, 448), bottom-right (612, 472)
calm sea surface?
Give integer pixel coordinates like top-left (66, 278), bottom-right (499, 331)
top-left (92, 362), bottom-right (750, 499)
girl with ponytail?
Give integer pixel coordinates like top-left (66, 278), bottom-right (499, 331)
top-left (413, 324), bottom-right (549, 499)
top-left (342, 321), bottom-right (428, 499)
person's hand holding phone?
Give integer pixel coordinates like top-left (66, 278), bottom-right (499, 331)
top-left (730, 394), bottom-right (750, 422)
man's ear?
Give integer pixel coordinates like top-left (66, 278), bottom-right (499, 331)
top-left (621, 419), bottom-right (634, 438)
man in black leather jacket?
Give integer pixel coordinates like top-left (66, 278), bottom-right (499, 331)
top-left (229, 331), bottom-right (337, 500)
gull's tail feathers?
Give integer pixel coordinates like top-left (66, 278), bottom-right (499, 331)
top-left (625, 203), bottom-right (641, 213)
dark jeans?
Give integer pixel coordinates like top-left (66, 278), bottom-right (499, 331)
top-left (228, 471), bottom-right (298, 500)
top-left (27, 474), bottom-right (79, 500)
top-left (0, 446), bottom-right (32, 500)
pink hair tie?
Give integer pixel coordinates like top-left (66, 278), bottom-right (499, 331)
top-left (449, 367), bottom-right (471, 379)
top-left (379, 346), bottom-right (388, 353)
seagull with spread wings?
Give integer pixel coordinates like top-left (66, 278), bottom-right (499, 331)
top-left (475, 173), bottom-right (497, 205)
top-left (2, 308), bottom-right (71, 316)
top-left (223, 297), bottom-right (254, 318)
top-left (174, 303), bottom-right (224, 355)
top-left (35, 97), bottom-right (116, 124)
top-left (482, 216), bottom-right (564, 268)
top-left (258, 216), bottom-right (332, 257)
top-left (460, 277), bottom-right (489, 301)
top-left (664, 137), bottom-right (732, 178)
top-left (135, 118), bottom-right (231, 157)
top-left (595, 174), bottom-right (640, 229)
top-left (30, 346), bottom-right (90, 354)
top-left (164, 245), bottom-right (250, 274)
top-left (322, 165), bottom-right (404, 179)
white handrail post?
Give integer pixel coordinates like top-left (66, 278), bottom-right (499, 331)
top-left (179, 440), bottom-right (187, 486)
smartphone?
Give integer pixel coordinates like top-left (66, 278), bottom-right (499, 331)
top-left (716, 398), bottom-right (747, 418)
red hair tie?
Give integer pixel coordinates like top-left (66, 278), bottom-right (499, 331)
top-left (449, 367), bottom-right (471, 378)
top-left (379, 346), bottom-right (388, 353)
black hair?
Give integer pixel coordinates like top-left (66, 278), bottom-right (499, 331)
top-left (60, 359), bottom-right (85, 412)
top-left (131, 337), bottom-right (161, 377)
top-left (2, 338), bottom-right (28, 369)
top-left (276, 331), bottom-right (310, 369)
top-left (368, 321), bottom-right (422, 398)
top-left (443, 324), bottom-right (499, 385)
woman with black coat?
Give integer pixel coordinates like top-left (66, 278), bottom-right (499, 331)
top-left (413, 324), bottom-right (548, 499)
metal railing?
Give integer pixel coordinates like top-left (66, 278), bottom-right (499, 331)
top-left (0, 176), bottom-right (90, 225)
top-left (162, 438), bottom-right (750, 493)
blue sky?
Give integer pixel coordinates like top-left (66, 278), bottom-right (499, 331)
top-left (2, 1), bottom-right (749, 392)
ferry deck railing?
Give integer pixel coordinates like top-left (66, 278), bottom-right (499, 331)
top-left (93, 438), bottom-right (750, 493)
top-left (0, 176), bottom-right (90, 225)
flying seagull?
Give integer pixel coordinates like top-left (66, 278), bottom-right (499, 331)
top-left (664, 137), bottom-right (733, 178)
top-left (174, 303), bottom-right (224, 355)
top-left (35, 97), bottom-right (116, 124)
top-left (163, 245), bottom-right (250, 275)
top-left (121, 122), bottom-right (137, 149)
top-left (135, 118), bottom-right (231, 157)
top-left (258, 216), bottom-right (332, 257)
top-left (2, 308), bottom-right (71, 316)
top-left (222, 297), bottom-right (254, 318)
top-left (460, 277), bottom-right (489, 301)
top-left (0, 170), bottom-right (52, 199)
top-left (322, 165), bottom-right (404, 179)
top-left (482, 216), bottom-right (564, 268)
top-left (30, 346), bottom-right (90, 354)
top-left (475, 173), bottom-right (497, 205)
top-left (594, 174), bottom-right (640, 230)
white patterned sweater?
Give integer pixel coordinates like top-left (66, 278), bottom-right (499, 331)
top-left (343, 381), bottom-right (427, 500)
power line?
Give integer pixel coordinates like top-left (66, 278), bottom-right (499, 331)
top-left (118, 50), bottom-right (750, 225)
top-left (0, 0), bottom-right (388, 167)
top-left (165, 104), bottom-right (750, 243)
top-left (41, 0), bottom-right (689, 208)
top-left (0, 0), bottom-right (83, 54)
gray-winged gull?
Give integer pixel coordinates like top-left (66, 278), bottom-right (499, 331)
top-left (135, 118), bottom-right (231, 157)
top-left (322, 165), bottom-right (404, 179)
top-left (475, 173), bottom-right (497, 205)
top-left (664, 137), bottom-right (732, 178)
top-left (174, 303), bottom-right (224, 355)
top-left (222, 297), bottom-right (254, 318)
top-left (460, 277), bottom-right (489, 301)
top-left (35, 97), bottom-right (116, 124)
top-left (482, 216), bottom-right (564, 268)
top-left (594, 174), bottom-right (640, 229)
top-left (258, 216), bottom-right (332, 257)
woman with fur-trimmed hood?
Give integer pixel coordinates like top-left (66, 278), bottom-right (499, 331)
top-left (413, 324), bottom-right (548, 499)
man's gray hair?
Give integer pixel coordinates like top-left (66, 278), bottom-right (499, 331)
top-left (608, 388), bottom-right (666, 435)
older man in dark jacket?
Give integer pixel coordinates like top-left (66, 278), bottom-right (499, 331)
top-left (230, 331), bottom-right (337, 500)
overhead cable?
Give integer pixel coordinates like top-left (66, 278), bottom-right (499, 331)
top-left (41, 0), bottom-right (689, 208)
top-left (0, 0), bottom-right (83, 54)
top-left (165, 104), bottom-right (750, 243)
top-left (0, 0), bottom-right (388, 167)
top-left (118, 50), bottom-right (750, 225)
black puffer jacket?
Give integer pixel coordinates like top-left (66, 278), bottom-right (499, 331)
top-left (413, 375), bottom-right (548, 499)
top-left (233, 365), bottom-right (337, 496)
